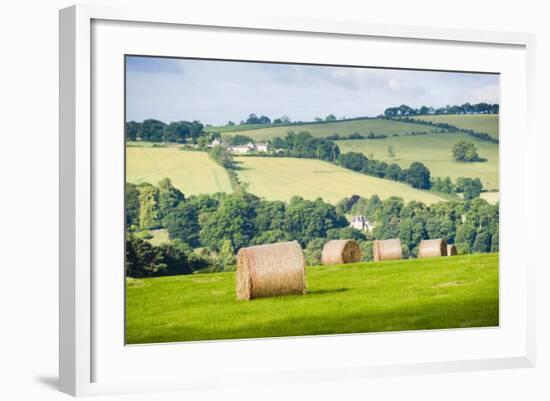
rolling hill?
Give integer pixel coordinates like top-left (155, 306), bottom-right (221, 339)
top-left (218, 118), bottom-right (449, 142)
top-left (412, 114), bottom-right (499, 139)
top-left (234, 156), bottom-right (445, 204)
top-left (126, 147), bottom-right (233, 195)
top-left (335, 133), bottom-right (499, 191)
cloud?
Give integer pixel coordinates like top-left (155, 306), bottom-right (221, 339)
top-left (125, 57), bottom-right (500, 124)
top-left (469, 83), bottom-right (500, 104)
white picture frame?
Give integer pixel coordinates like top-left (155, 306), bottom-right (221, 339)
top-left (59, 4), bottom-right (536, 397)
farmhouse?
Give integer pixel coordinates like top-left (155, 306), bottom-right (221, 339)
top-left (228, 142), bottom-right (270, 154)
top-left (350, 215), bottom-right (375, 232)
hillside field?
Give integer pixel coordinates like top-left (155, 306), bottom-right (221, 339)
top-left (234, 156), bottom-right (445, 204)
top-left (126, 253), bottom-right (499, 344)
top-left (336, 132), bottom-right (499, 191)
top-left (412, 114), bottom-right (499, 139)
top-left (222, 118), bottom-right (448, 141)
top-left (126, 147), bottom-right (233, 195)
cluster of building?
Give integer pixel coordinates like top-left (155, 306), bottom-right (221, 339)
top-left (207, 138), bottom-right (271, 154)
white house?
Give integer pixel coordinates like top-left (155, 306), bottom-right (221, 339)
top-left (228, 142), bottom-right (270, 154)
top-left (350, 215), bottom-right (375, 232)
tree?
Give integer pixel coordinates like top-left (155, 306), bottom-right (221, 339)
top-left (227, 134), bottom-right (254, 145)
top-left (157, 178), bottom-right (184, 219)
top-left (338, 152), bottom-right (368, 172)
top-left (200, 195), bottom-right (257, 251)
top-left (164, 202), bottom-right (200, 247)
top-left (209, 145), bottom-right (234, 169)
top-left (140, 119), bottom-right (166, 142)
top-left (126, 183), bottom-right (140, 228)
top-left (405, 162), bottom-right (431, 189)
top-left (325, 114), bottom-right (337, 122)
top-left (452, 140), bottom-right (481, 162)
top-left (138, 185), bottom-right (160, 229)
top-left (456, 177), bottom-right (483, 200)
top-left (304, 238), bottom-right (326, 266)
top-left (125, 121), bottom-right (140, 141)
top-left (218, 239), bottom-right (236, 268)
top-left (246, 113), bottom-right (260, 124)
top-left (387, 145), bottom-right (396, 158)
top-left (472, 231), bottom-right (491, 253)
top-left (163, 121), bottom-right (190, 142)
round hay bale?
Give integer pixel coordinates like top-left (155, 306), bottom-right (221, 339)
top-left (447, 244), bottom-right (458, 256)
top-left (373, 239), bottom-right (402, 261)
top-left (236, 240), bottom-right (306, 300)
top-left (418, 239), bottom-right (448, 258)
top-left (321, 240), bottom-right (362, 265)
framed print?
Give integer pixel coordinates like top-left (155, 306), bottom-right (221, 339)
top-left (59, 4), bottom-right (536, 397)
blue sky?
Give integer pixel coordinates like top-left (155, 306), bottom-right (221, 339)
top-left (126, 56), bottom-right (499, 125)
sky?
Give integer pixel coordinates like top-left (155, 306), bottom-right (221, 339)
top-left (125, 56), bottom-right (499, 125)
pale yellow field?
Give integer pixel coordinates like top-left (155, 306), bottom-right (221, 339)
top-left (126, 148), bottom-right (233, 195)
top-left (235, 157), bottom-right (445, 204)
top-left (480, 192), bottom-right (500, 204)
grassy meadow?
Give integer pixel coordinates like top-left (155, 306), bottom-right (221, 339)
top-left (234, 156), bottom-right (446, 204)
top-left (412, 114), bottom-right (499, 139)
top-left (336, 132), bottom-right (500, 191)
top-left (222, 118), bottom-right (448, 142)
top-left (126, 253), bottom-right (499, 344)
top-left (126, 147), bottom-right (233, 195)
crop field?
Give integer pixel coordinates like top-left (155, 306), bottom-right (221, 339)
top-left (223, 118), bottom-right (448, 142)
top-left (336, 133), bottom-right (499, 191)
top-left (125, 253), bottom-right (499, 344)
top-left (126, 148), bottom-right (233, 195)
top-left (412, 114), bottom-right (499, 139)
top-left (234, 156), bottom-right (445, 204)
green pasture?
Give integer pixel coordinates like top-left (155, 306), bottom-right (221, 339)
top-left (234, 156), bottom-right (445, 204)
top-left (222, 118), bottom-right (447, 142)
top-left (413, 114), bottom-right (499, 139)
top-left (126, 253), bottom-right (499, 344)
top-left (336, 133), bottom-right (499, 191)
top-left (126, 147), bottom-right (233, 195)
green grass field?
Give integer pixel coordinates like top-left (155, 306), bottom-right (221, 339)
top-left (125, 253), bottom-right (499, 344)
top-left (336, 133), bottom-right (499, 191)
top-left (126, 148), bottom-right (233, 195)
top-left (234, 156), bottom-right (445, 204)
top-left (146, 229), bottom-right (170, 246)
top-left (223, 118), bottom-right (447, 142)
top-left (412, 114), bottom-right (499, 139)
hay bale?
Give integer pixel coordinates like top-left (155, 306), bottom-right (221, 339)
top-left (418, 239), bottom-right (448, 258)
top-left (236, 240), bottom-right (306, 300)
top-left (321, 240), bottom-right (362, 265)
top-left (447, 244), bottom-right (458, 256)
top-left (373, 239), bottom-right (402, 261)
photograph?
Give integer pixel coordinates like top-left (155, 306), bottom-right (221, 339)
top-left (124, 56), bottom-right (500, 345)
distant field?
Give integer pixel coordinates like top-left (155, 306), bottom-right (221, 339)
top-left (204, 123), bottom-right (292, 134)
top-left (223, 118), bottom-right (447, 141)
top-left (126, 148), bottom-right (233, 195)
top-left (412, 114), bottom-right (499, 139)
top-left (234, 156), bottom-right (445, 204)
top-left (480, 192), bottom-right (500, 204)
top-left (126, 253), bottom-right (499, 344)
top-left (336, 133), bottom-right (499, 191)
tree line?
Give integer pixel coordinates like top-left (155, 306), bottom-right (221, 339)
top-left (126, 179), bottom-right (499, 277)
top-left (126, 119), bottom-right (207, 143)
top-left (383, 103), bottom-right (499, 118)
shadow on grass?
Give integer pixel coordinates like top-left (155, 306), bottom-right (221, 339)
top-left (308, 287), bottom-right (349, 295)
